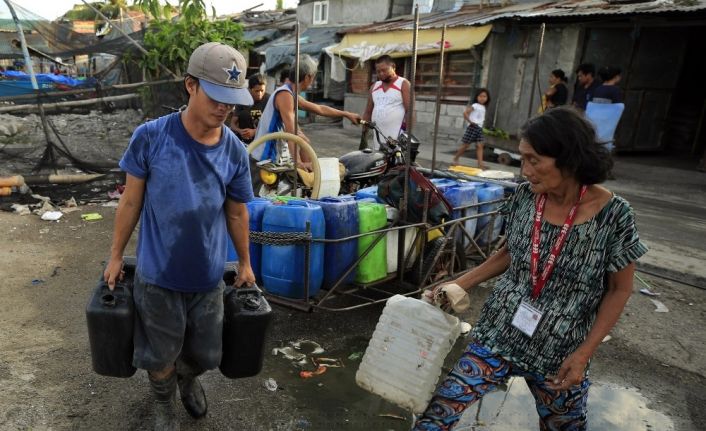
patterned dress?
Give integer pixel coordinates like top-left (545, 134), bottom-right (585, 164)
top-left (414, 182), bottom-right (648, 431)
top-left (471, 182), bottom-right (648, 376)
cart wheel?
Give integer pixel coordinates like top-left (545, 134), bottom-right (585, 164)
top-left (497, 152), bottom-right (513, 166)
top-left (410, 237), bottom-right (467, 286)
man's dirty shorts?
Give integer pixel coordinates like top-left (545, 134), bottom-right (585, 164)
top-left (132, 272), bottom-right (224, 372)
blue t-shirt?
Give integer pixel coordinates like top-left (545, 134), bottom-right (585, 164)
top-left (591, 85), bottom-right (623, 103)
top-left (119, 112), bottom-right (254, 292)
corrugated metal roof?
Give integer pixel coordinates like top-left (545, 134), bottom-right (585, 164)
top-left (343, 0), bottom-right (706, 33)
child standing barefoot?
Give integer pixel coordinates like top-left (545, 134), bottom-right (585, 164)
top-left (453, 89), bottom-right (490, 169)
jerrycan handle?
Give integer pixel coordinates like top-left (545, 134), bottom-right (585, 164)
top-left (287, 200), bottom-right (310, 208)
top-left (235, 284), bottom-right (263, 311)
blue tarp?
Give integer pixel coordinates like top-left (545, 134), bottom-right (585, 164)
top-left (1, 70), bottom-right (94, 87)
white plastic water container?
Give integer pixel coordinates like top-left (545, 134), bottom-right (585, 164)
top-left (385, 206), bottom-right (417, 273)
top-left (356, 295), bottom-right (461, 414)
top-left (317, 157), bottom-right (341, 198)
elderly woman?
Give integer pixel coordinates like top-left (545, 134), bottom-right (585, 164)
top-left (414, 107), bottom-right (647, 431)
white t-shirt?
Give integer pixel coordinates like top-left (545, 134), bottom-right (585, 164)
top-left (371, 77), bottom-right (407, 150)
top-left (468, 103), bottom-right (486, 127)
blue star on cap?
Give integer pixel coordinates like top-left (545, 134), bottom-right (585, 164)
top-left (223, 62), bottom-right (241, 82)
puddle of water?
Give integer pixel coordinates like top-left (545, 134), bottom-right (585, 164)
top-left (454, 377), bottom-right (674, 431)
top-left (260, 336), bottom-right (673, 431)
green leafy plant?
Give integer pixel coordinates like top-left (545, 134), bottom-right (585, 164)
top-left (483, 127), bottom-right (510, 140)
top-left (134, 0), bottom-right (250, 77)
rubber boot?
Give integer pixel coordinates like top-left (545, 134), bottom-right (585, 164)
top-left (148, 371), bottom-right (179, 431)
top-left (176, 358), bottom-right (208, 419)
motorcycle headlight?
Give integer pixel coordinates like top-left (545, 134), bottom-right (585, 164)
top-left (260, 170), bottom-right (278, 185)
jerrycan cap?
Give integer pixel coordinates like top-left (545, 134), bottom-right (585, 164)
top-left (101, 293), bottom-right (117, 307)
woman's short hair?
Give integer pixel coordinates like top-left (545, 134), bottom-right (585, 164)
top-left (520, 107), bottom-right (613, 184)
top-left (289, 54), bottom-right (319, 84)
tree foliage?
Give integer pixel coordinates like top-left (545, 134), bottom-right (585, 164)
top-left (134, 0), bottom-right (250, 77)
top-left (62, 1), bottom-right (135, 21)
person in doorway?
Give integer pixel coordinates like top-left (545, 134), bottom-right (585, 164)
top-left (572, 63), bottom-right (600, 111)
top-left (230, 74), bottom-right (270, 145)
top-left (592, 66), bottom-right (623, 104)
top-left (414, 107), bottom-right (647, 431)
top-left (542, 69), bottom-right (569, 111)
top-left (362, 55), bottom-right (412, 150)
top-left (251, 54), bottom-right (361, 170)
top-left (452, 88), bottom-right (490, 169)
top-left (103, 42), bottom-right (256, 430)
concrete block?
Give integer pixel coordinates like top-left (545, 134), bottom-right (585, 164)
top-left (446, 104), bottom-right (466, 117)
top-left (439, 116), bottom-right (454, 128)
top-left (414, 101), bottom-right (427, 113)
top-left (416, 112), bottom-right (434, 124)
top-left (454, 117), bottom-right (466, 129)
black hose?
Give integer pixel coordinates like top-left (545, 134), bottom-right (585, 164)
top-left (636, 267), bottom-right (705, 291)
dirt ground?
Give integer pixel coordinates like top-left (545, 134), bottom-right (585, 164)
top-left (0, 204), bottom-right (704, 431)
top-left (1, 113), bottom-right (705, 430)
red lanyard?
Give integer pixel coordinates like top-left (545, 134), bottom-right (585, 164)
top-left (530, 185), bottom-right (588, 300)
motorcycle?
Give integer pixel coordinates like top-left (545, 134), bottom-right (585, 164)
top-left (255, 121), bottom-right (420, 198)
top-left (339, 121), bottom-right (420, 194)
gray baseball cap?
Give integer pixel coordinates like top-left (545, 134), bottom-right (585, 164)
top-left (186, 42), bottom-right (254, 106)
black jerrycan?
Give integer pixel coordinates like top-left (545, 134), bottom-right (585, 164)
top-left (220, 282), bottom-right (272, 379)
top-left (86, 257), bottom-right (137, 378)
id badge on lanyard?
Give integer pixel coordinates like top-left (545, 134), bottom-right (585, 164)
top-left (511, 186), bottom-right (587, 337)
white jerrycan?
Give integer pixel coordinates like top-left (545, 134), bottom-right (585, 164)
top-left (316, 157), bottom-right (341, 198)
top-left (355, 294), bottom-right (461, 414)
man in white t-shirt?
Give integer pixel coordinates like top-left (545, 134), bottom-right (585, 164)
top-left (362, 55), bottom-right (412, 150)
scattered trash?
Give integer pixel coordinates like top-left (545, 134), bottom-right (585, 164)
top-left (602, 335), bottom-right (612, 343)
top-left (347, 352), bottom-right (363, 361)
top-left (295, 418), bottom-right (311, 429)
top-left (39, 228), bottom-right (49, 234)
top-left (101, 201), bottom-right (119, 208)
top-left (64, 197), bottom-right (77, 208)
top-left (62, 206), bottom-right (81, 214)
top-left (291, 340), bottom-right (325, 355)
top-left (31, 193), bottom-right (51, 203)
top-left (51, 267), bottom-right (61, 277)
top-left (41, 211), bottom-right (63, 221)
top-left (311, 357), bottom-right (344, 368)
top-left (688, 303), bottom-right (694, 306)
top-left (108, 185), bottom-right (125, 200)
top-left (299, 365), bottom-right (327, 379)
top-left (263, 378), bottom-right (278, 391)
top-left (11, 204), bottom-right (30, 215)
top-left (81, 213), bottom-right (103, 221)
top-left (34, 200), bottom-right (56, 216)
top-left (635, 273), bottom-right (653, 290)
top-left (378, 413), bottom-right (406, 421)
top-left (639, 288), bottom-right (660, 297)
top-left (650, 299), bottom-right (669, 313)
top-left (31, 279), bottom-right (44, 285)
top-left (272, 347), bottom-right (308, 365)
top-left (460, 321), bottom-right (473, 335)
